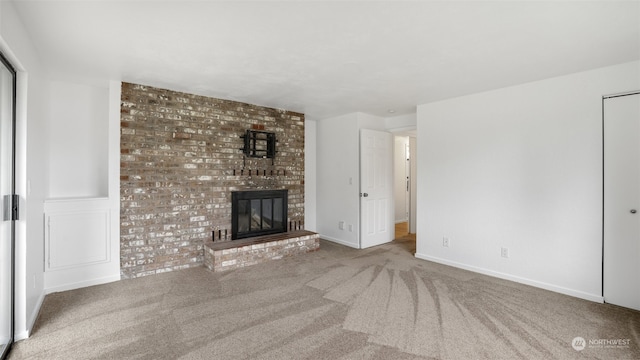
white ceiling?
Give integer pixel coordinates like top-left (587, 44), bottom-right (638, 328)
top-left (12, 0), bottom-right (640, 120)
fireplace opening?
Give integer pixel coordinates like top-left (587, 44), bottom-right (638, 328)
top-left (231, 189), bottom-right (288, 240)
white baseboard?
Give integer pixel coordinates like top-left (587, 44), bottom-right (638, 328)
top-left (414, 252), bottom-right (604, 303)
top-left (14, 330), bottom-right (29, 342)
top-left (320, 235), bottom-right (360, 249)
top-left (15, 290), bottom-right (45, 341)
top-left (44, 274), bottom-right (121, 295)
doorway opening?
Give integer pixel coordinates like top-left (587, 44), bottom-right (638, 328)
top-left (393, 131), bottom-right (417, 253)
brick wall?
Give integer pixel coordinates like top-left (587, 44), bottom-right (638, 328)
top-left (120, 83), bottom-right (305, 278)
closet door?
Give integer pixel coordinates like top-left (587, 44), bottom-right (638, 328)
top-left (603, 92), bottom-right (640, 311)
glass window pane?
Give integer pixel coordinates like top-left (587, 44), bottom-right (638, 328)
top-left (273, 198), bottom-right (283, 229)
top-left (238, 200), bottom-right (249, 233)
top-left (262, 199), bottom-right (272, 230)
top-left (250, 199), bottom-right (261, 230)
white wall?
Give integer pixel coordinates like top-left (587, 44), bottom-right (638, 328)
top-left (43, 81), bottom-right (121, 293)
top-left (304, 119), bottom-right (317, 231)
top-left (394, 136), bottom-right (409, 223)
top-left (0, 1), bottom-right (48, 339)
top-left (416, 61), bottom-right (640, 302)
top-left (386, 113), bottom-right (417, 131)
top-left (48, 81), bottom-right (109, 198)
top-left (357, 112), bottom-right (386, 131)
top-left (316, 112), bottom-right (386, 248)
top-left (316, 113), bottom-right (360, 247)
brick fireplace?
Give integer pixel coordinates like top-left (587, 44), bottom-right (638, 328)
top-left (120, 83), bottom-right (306, 278)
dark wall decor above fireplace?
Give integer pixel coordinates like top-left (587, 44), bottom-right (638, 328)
top-left (241, 129), bottom-right (276, 159)
top-left (231, 190), bottom-right (288, 240)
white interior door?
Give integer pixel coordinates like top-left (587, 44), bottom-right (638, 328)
top-left (604, 92), bottom-right (640, 311)
top-left (360, 129), bottom-right (393, 248)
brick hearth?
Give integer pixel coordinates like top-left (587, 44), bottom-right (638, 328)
top-left (204, 231), bottom-right (319, 272)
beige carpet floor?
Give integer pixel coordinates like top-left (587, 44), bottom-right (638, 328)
top-left (8, 237), bottom-right (640, 360)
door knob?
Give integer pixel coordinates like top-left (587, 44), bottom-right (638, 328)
top-left (631, 209), bottom-right (637, 214)
top-left (360, 193), bottom-right (369, 197)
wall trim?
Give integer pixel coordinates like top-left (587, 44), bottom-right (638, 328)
top-left (15, 290), bottom-right (45, 341)
top-left (44, 274), bottom-right (120, 295)
top-left (415, 252), bottom-right (604, 303)
top-left (320, 235), bottom-right (360, 249)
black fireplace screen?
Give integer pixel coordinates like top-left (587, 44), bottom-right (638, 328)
top-left (231, 190), bottom-right (288, 240)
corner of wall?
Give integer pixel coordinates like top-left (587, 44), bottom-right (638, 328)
top-left (304, 119), bottom-right (317, 232)
top-left (108, 80), bottom-right (121, 275)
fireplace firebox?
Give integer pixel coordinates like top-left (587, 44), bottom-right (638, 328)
top-left (231, 190), bottom-right (288, 240)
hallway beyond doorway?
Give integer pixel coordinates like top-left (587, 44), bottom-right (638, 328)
top-left (394, 221), bottom-right (416, 254)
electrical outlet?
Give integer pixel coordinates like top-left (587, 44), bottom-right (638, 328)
top-left (501, 247), bottom-right (509, 258)
top-left (442, 237), bottom-right (450, 247)
top-left (348, 224), bottom-right (353, 232)
top-left (339, 221), bottom-right (345, 230)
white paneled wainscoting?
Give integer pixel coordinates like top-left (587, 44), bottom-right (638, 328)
top-left (43, 198), bottom-right (120, 293)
